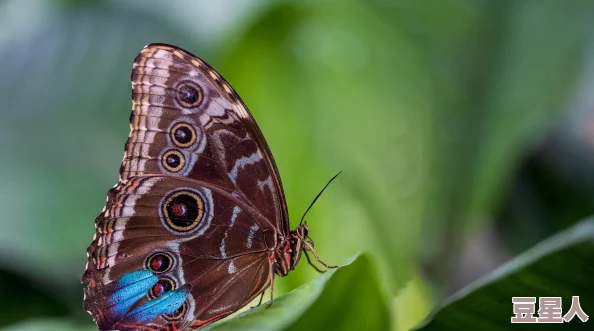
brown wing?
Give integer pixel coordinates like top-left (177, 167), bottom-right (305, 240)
top-left (83, 177), bottom-right (272, 330)
top-left (82, 43), bottom-right (289, 330)
top-left (124, 43), bottom-right (289, 234)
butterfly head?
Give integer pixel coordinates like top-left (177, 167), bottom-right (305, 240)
top-left (295, 222), bottom-right (309, 239)
top-left (281, 171), bottom-right (340, 276)
top-left (273, 222), bottom-right (336, 277)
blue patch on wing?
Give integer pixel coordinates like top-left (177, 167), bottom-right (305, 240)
top-left (126, 286), bottom-right (190, 323)
top-left (109, 270), bottom-right (158, 318)
top-left (115, 270), bottom-right (155, 288)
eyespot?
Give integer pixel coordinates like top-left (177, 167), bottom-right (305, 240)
top-left (149, 277), bottom-right (176, 299)
top-left (162, 190), bottom-right (204, 232)
top-left (176, 81), bottom-right (203, 108)
top-left (170, 122), bottom-right (196, 148)
top-left (145, 252), bottom-right (173, 274)
top-left (163, 301), bottom-right (187, 321)
top-left (162, 150), bottom-right (185, 172)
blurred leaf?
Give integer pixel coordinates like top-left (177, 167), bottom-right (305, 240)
top-left (394, 275), bottom-right (433, 331)
top-left (496, 131), bottom-right (594, 253)
top-left (495, 51), bottom-right (594, 252)
top-left (52, 0), bottom-right (103, 8)
top-left (106, 0), bottom-right (265, 48)
top-left (208, 254), bottom-right (390, 331)
top-left (408, 0), bottom-right (594, 290)
top-left (1, 319), bottom-right (96, 331)
top-left (414, 218), bottom-right (594, 330)
top-left (0, 268), bottom-right (69, 327)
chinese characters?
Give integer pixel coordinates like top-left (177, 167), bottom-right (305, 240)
top-left (511, 296), bottom-right (589, 323)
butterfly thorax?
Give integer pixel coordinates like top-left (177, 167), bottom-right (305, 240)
top-left (272, 225), bottom-right (309, 277)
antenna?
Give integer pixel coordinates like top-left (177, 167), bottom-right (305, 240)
top-left (299, 171), bottom-right (342, 226)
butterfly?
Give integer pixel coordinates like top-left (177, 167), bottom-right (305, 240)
top-left (81, 43), bottom-right (336, 331)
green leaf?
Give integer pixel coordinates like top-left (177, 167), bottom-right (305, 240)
top-left (414, 218), bottom-right (594, 330)
top-left (1, 319), bottom-right (97, 331)
top-left (208, 254), bottom-right (390, 331)
top-left (495, 127), bottom-right (594, 253)
top-left (0, 268), bottom-right (69, 327)
top-left (416, 0), bottom-right (594, 285)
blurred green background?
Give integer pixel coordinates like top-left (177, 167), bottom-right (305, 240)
top-left (1, 0), bottom-right (594, 330)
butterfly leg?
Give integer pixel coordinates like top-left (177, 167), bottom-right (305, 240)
top-left (304, 241), bottom-right (338, 270)
top-left (251, 291), bottom-right (266, 309)
top-left (251, 266), bottom-right (275, 309)
top-left (266, 274), bottom-right (274, 309)
top-left (265, 271), bottom-right (275, 309)
top-left (303, 249), bottom-right (328, 273)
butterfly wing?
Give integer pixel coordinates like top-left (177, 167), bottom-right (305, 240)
top-left (125, 43), bottom-right (288, 233)
top-left (84, 177), bottom-right (271, 330)
top-left (83, 44), bottom-right (288, 330)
